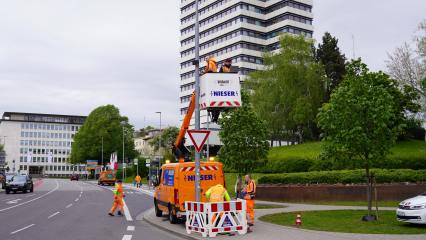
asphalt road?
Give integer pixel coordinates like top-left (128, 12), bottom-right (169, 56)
top-left (0, 178), bottom-right (183, 240)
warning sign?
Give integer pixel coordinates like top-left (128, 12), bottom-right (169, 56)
top-left (187, 130), bottom-right (210, 152)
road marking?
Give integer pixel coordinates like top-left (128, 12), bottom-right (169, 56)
top-left (4, 197), bottom-right (16, 201)
top-left (26, 194), bottom-right (36, 197)
top-left (74, 198), bottom-right (79, 202)
top-left (122, 235), bottom-right (132, 240)
top-left (0, 180), bottom-right (59, 212)
top-left (6, 199), bottom-right (22, 204)
top-left (48, 211), bottom-right (60, 219)
top-left (66, 204), bottom-right (73, 208)
top-left (10, 224), bottom-right (35, 235)
top-left (122, 198), bottom-right (133, 222)
top-left (127, 226), bottom-right (135, 231)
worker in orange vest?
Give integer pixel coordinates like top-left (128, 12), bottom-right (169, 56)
top-left (135, 175), bottom-right (141, 188)
top-left (204, 56), bottom-right (217, 73)
top-left (243, 175), bottom-right (256, 230)
top-left (108, 179), bottom-right (125, 216)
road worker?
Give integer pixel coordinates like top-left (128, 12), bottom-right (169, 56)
top-left (243, 175), bottom-right (256, 229)
top-left (135, 175), bottom-right (141, 188)
top-left (234, 175), bottom-right (243, 199)
top-left (205, 184), bottom-right (231, 202)
top-left (219, 58), bottom-right (232, 73)
top-left (204, 56), bottom-right (217, 73)
top-left (108, 179), bottom-right (125, 216)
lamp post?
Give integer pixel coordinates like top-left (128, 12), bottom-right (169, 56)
top-left (121, 121), bottom-right (126, 183)
top-left (155, 112), bottom-right (162, 181)
top-left (101, 136), bottom-right (104, 171)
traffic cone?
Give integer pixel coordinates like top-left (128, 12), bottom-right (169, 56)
top-left (295, 213), bottom-right (302, 227)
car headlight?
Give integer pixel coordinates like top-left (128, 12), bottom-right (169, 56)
top-left (410, 204), bottom-right (426, 210)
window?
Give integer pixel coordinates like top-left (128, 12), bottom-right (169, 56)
top-left (162, 169), bottom-right (175, 186)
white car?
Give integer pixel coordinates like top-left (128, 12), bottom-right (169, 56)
top-left (396, 192), bottom-right (426, 224)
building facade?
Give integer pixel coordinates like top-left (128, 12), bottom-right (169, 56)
top-left (134, 129), bottom-right (161, 156)
top-left (0, 112), bottom-right (87, 177)
top-left (179, 0), bottom-right (314, 145)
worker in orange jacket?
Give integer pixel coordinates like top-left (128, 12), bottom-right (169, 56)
top-left (108, 179), bottom-right (125, 216)
top-left (243, 175), bottom-right (256, 229)
top-left (219, 58), bottom-right (232, 73)
top-left (135, 175), bottom-right (141, 188)
top-left (204, 56), bottom-right (217, 73)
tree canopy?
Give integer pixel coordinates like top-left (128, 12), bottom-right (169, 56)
top-left (218, 91), bottom-right (269, 174)
top-left (149, 126), bottom-right (179, 161)
top-left (315, 32), bottom-right (347, 101)
top-left (246, 34), bottom-right (326, 143)
top-left (317, 59), bottom-right (405, 218)
top-left (70, 105), bottom-right (136, 165)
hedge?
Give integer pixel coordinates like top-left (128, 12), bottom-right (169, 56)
top-left (258, 169), bottom-right (426, 184)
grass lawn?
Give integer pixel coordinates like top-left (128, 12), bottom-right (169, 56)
top-left (268, 140), bottom-right (426, 163)
top-left (255, 204), bottom-right (286, 209)
top-left (260, 210), bottom-right (426, 234)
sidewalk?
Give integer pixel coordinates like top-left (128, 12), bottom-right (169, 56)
top-left (123, 185), bottom-right (426, 240)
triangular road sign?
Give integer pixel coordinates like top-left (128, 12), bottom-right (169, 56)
top-left (187, 130), bottom-right (211, 153)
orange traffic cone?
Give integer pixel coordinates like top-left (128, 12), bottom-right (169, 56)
top-left (295, 213), bottom-right (302, 227)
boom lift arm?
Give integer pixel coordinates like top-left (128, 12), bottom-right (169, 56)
top-left (173, 92), bottom-right (196, 162)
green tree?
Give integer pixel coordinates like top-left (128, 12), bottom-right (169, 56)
top-left (0, 144), bottom-right (3, 152)
top-left (317, 59), bottom-right (404, 220)
top-left (315, 32), bottom-right (347, 101)
top-left (136, 125), bottom-right (155, 138)
top-left (70, 105), bottom-right (137, 165)
top-left (218, 91), bottom-right (270, 174)
top-left (246, 34), bottom-right (326, 144)
top-left (150, 127), bottom-right (179, 161)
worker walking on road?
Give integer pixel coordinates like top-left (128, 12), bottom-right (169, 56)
top-left (135, 175), bottom-right (141, 188)
top-left (108, 179), bottom-right (125, 216)
top-left (243, 175), bottom-right (256, 230)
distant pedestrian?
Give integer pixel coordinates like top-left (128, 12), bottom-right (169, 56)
top-left (135, 175), bottom-right (141, 188)
top-left (235, 175), bottom-right (243, 199)
top-left (108, 180), bottom-right (125, 216)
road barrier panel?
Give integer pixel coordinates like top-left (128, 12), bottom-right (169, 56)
top-left (185, 200), bottom-right (247, 238)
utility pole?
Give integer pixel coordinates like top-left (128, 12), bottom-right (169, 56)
top-left (101, 136), bottom-right (104, 170)
top-left (121, 122), bottom-right (125, 183)
top-left (193, 0), bottom-right (201, 202)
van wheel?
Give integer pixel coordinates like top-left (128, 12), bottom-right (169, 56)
top-left (6, 189), bottom-right (10, 194)
top-left (168, 205), bottom-right (178, 224)
top-left (30, 186), bottom-right (34, 193)
top-left (154, 199), bottom-right (162, 217)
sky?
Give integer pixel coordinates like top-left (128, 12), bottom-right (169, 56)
top-left (0, 0), bottom-right (425, 130)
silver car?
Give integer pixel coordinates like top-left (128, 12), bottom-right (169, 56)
top-left (397, 192), bottom-right (426, 224)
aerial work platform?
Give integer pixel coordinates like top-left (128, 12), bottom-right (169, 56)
top-left (200, 73), bottom-right (242, 111)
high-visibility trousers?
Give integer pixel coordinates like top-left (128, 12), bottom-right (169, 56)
top-left (246, 199), bottom-right (255, 224)
top-left (110, 198), bottom-right (124, 213)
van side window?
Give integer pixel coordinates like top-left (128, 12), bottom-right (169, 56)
top-left (163, 169), bottom-right (175, 186)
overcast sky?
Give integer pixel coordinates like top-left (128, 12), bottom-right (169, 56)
top-left (0, 0), bottom-right (425, 130)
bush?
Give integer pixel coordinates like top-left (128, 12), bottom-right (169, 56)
top-left (258, 169), bottom-right (426, 184)
top-left (257, 157), bottom-right (314, 173)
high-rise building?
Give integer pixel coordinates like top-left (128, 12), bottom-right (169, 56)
top-left (0, 112), bottom-right (87, 177)
top-left (179, 0), bottom-right (314, 146)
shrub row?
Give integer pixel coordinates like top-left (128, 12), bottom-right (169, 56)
top-left (258, 169), bottom-right (426, 184)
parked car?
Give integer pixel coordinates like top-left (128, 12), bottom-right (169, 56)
top-left (5, 175), bottom-right (33, 194)
top-left (397, 192), bottom-right (426, 224)
top-left (70, 174), bottom-right (79, 181)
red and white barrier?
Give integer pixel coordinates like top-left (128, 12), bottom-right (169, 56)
top-left (185, 200), bottom-right (247, 238)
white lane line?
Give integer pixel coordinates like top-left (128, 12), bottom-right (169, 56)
top-left (26, 194), bottom-right (36, 197)
top-left (122, 198), bottom-right (133, 222)
top-left (0, 180), bottom-right (59, 212)
top-left (127, 226), bottom-right (135, 231)
top-left (10, 224), bottom-right (35, 235)
top-left (74, 198), bottom-right (79, 202)
top-left (66, 204), bottom-right (73, 208)
top-left (48, 211), bottom-right (60, 219)
top-left (122, 235), bottom-right (132, 240)
top-left (3, 197), bottom-right (16, 202)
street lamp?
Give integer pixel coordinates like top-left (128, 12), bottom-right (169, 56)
top-left (155, 112), bottom-right (162, 183)
top-left (121, 121), bottom-right (126, 183)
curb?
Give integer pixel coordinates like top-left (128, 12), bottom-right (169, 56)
top-left (142, 208), bottom-right (199, 240)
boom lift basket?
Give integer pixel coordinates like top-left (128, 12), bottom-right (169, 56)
top-left (200, 73), bottom-right (241, 111)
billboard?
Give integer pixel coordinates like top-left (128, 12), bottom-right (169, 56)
top-left (86, 160), bottom-right (98, 170)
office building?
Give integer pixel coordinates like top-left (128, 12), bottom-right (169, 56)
top-left (0, 112), bottom-right (87, 177)
top-left (179, 0), bottom-right (314, 146)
